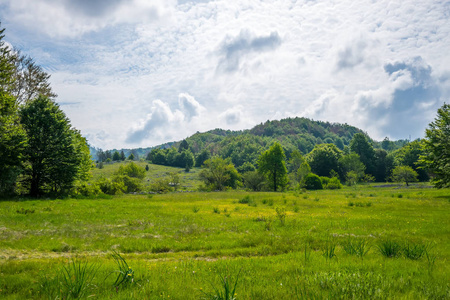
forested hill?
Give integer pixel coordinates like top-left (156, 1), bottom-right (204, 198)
top-left (92, 117), bottom-right (408, 167)
top-left (174, 117), bottom-right (407, 168)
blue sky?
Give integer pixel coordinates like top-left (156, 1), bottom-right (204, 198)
top-left (1, 0), bottom-right (449, 149)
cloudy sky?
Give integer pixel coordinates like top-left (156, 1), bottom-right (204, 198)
top-left (1, 0), bottom-right (449, 149)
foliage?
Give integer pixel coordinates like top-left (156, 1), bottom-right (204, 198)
top-left (391, 165), bottom-right (418, 186)
top-left (307, 143), bottom-right (342, 177)
top-left (117, 162), bottom-right (146, 179)
top-left (338, 153), bottom-right (365, 182)
top-left (0, 92), bottom-right (27, 196)
top-left (393, 140), bottom-right (429, 181)
top-left (195, 148), bottom-right (211, 167)
top-left (20, 96), bottom-right (91, 197)
top-left (301, 173), bottom-right (323, 190)
top-left (324, 177), bottom-right (342, 189)
top-left (113, 150), bottom-right (121, 161)
top-left (350, 133), bottom-right (376, 176)
top-left (373, 149), bottom-right (395, 182)
top-left (296, 161), bottom-right (311, 184)
top-left (421, 103), bottom-right (450, 188)
top-left (149, 177), bottom-right (172, 193)
top-left (257, 142), bottom-right (288, 191)
top-left (242, 170), bottom-right (266, 191)
top-left (0, 29), bottom-right (27, 195)
top-left (199, 156), bottom-right (241, 190)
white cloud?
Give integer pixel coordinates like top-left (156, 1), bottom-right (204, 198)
top-left (1, 0), bottom-right (449, 149)
top-left (2, 0), bottom-right (176, 38)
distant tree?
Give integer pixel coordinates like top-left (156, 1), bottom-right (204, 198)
top-left (373, 149), bottom-right (395, 182)
top-left (420, 103), bottom-right (450, 188)
top-left (394, 140), bottom-right (429, 181)
top-left (242, 171), bottom-right (266, 191)
top-left (151, 149), bottom-right (167, 165)
top-left (350, 133), bottom-right (376, 176)
top-left (195, 148), bottom-right (211, 167)
top-left (391, 165), bottom-right (418, 186)
top-left (381, 137), bottom-right (394, 151)
top-left (105, 150), bottom-right (112, 160)
top-left (296, 161), bottom-right (311, 184)
top-left (176, 149), bottom-right (194, 171)
top-left (112, 151), bottom-right (121, 161)
top-left (128, 153), bottom-right (135, 161)
top-left (338, 153), bottom-right (365, 182)
top-left (20, 96), bottom-right (91, 196)
top-left (145, 164), bottom-right (149, 172)
top-left (257, 142), bottom-right (288, 192)
top-left (178, 139), bottom-right (189, 152)
top-left (199, 156), bottom-right (241, 190)
top-left (307, 144), bottom-right (342, 177)
top-left (288, 149), bottom-right (306, 173)
top-left (237, 162), bottom-right (256, 174)
top-left (97, 150), bottom-right (106, 162)
top-left (120, 150), bottom-right (126, 161)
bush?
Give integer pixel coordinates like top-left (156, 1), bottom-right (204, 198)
top-left (98, 178), bottom-right (126, 195)
top-left (72, 181), bottom-right (102, 197)
top-left (302, 173), bottom-right (323, 190)
top-left (325, 177), bottom-right (343, 189)
top-left (149, 178), bottom-right (172, 194)
top-left (320, 176), bottom-right (330, 186)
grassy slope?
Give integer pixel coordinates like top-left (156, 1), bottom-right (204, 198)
top-left (0, 186), bottom-right (449, 299)
top-left (91, 161), bottom-right (203, 191)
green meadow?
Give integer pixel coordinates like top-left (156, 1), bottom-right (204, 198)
top-left (0, 182), bottom-right (449, 299)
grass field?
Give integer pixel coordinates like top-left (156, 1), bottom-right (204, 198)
top-left (91, 161), bottom-right (203, 191)
top-left (0, 185), bottom-right (449, 299)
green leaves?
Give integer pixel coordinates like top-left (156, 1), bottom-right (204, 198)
top-left (257, 142), bottom-right (288, 191)
top-left (421, 103), bottom-right (450, 188)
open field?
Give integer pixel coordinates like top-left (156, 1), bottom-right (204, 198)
top-left (0, 186), bottom-right (449, 299)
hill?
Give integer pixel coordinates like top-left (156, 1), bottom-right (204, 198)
top-left (91, 117), bottom-right (409, 167)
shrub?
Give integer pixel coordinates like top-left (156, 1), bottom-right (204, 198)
top-left (320, 176), bottom-right (330, 186)
top-left (302, 173), bottom-right (323, 190)
top-left (149, 178), bottom-right (172, 194)
top-left (238, 195), bottom-right (252, 204)
top-left (325, 177), bottom-right (343, 189)
top-left (72, 181), bottom-right (102, 197)
top-left (98, 178), bottom-right (126, 195)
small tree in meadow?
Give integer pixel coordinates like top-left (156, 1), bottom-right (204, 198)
top-left (391, 165), bottom-right (418, 186)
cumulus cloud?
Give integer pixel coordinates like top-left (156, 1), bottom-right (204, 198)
top-left (353, 57), bottom-right (442, 139)
top-left (178, 93), bottom-right (205, 121)
top-left (216, 29), bottom-right (282, 73)
top-left (126, 93), bottom-right (204, 144)
top-left (220, 106), bottom-right (244, 125)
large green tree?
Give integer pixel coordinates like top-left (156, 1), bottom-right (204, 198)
top-left (350, 133), bottom-right (376, 176)
top-left (199, 156), bottom-right (241, 190)
top-left (0, 26), bottom-right (27, 195)
top-left (20, 96), bottom-right (91, 196)
top-left (394, 140), bottom-right (429, 181)
top-left (421, 103), bottom-right (450, 188)
top-left (307, 143), bottom-right (342, 177)
top-left (257, 142), bottom-right (288, 191)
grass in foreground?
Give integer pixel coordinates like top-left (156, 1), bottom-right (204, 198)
top-left (0, 185), bottom-right (448, 299)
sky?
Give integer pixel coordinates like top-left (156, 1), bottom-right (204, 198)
top-left (1, 0), bottom-right (449, 150)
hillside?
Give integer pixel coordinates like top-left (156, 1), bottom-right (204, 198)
top-left (91, 117), bottom-right (409, 167)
